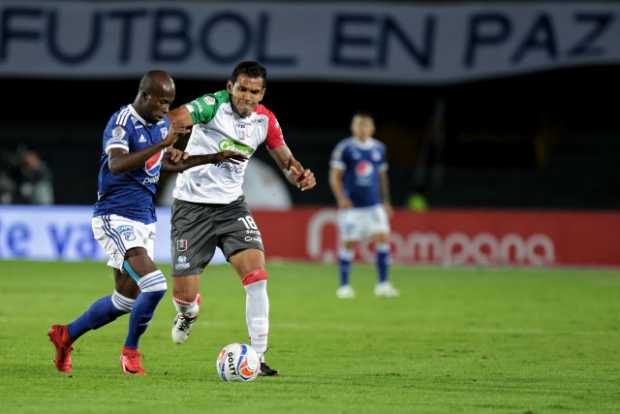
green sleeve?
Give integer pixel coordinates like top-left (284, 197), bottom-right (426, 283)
top-left (184, 90), bottom-right (229, 124)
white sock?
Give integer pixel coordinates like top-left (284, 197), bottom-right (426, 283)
top-left (245, 280), bottom-right (269, 359)
top-left (173, 294), bottom-right (200, 317)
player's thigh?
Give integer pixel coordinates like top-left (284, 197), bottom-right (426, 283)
top-left (171, 199), bottom-right (218, 277)
top-left (338, 208), bottom-right (363, 243)
top-left (368, 205), bottom-right (390, 239)
top-left (114, 268), bottom-right (140, 299)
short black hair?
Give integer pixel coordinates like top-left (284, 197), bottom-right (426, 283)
top-left (352, 111), bottom-right (374, 120)
top-left (231, 61), bottom-right (267, 87)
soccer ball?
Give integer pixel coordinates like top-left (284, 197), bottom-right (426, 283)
top-left (216, 343), bottom-right (260, 382)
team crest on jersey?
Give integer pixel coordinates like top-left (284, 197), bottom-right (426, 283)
top-left (355, 160), bottom-right (374, 177)
top-left (371, 150), bottom-right (381, 161)
top-left (144, 150), bottom-right (164, 177)
top-left (112, 126), bottom-right (126, 139)
top-left (116, 225), bottom-right (136, 241)
top-left (176, 239), bottom-right (188, 251)
top-left (160, 127), bottom-right (168, 138)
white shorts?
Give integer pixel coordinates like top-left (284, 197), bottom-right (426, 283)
top-left (92, 215), bottom-right (156, 269)
top-left (337, 204), bottom-right (390, 242)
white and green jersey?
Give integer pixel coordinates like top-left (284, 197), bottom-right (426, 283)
top-left (173, 90), bottom-right (286, 204)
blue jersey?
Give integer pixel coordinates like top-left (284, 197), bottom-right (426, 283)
top-left (330, 137), bottom-right (388, 208)
top-left (93, 104), bottom-right (170, 224)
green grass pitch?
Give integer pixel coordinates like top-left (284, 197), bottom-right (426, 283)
top-left (1, 260), bottom-right (619, 413)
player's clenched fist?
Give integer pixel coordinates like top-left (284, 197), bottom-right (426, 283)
top-left (163, 122), bottom-right (192, 147)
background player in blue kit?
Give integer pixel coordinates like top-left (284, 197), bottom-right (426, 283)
top-left (329, 112), bottom-right (400, 299)
top-left (47, 71), bottom-right (246, 375)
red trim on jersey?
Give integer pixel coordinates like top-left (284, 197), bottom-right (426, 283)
top-left (242, 269), bottom-right (268, 286)
top-left (256, 104), bottom-right (285, 150)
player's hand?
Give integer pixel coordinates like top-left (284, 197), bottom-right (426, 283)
top-left (287, 159), bottom-right (316, 191)
top-left (337, 196), bottom-right (353, 209)
top-left (167, 148), bottom-right (188, 164)
top-left (163, 122), bottom-right (192, 147)
top-left (212, 150), bottom-right (248, 165)
top-left (384, 202), bottom-right (394, 218)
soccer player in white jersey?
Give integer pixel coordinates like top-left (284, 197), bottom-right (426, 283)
top-left (329, 112), bottom-right (400, 299)
top-left (48, 71), bottom-right (245, 375)
top-left (167, 61), bottom-right (316, 376)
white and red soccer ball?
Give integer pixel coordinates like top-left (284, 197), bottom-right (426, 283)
top-left (216, 343), bottom-right (260, 382)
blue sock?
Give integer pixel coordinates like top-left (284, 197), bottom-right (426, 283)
top-left (67, 294), bottom-right (129, 341)
top-left (338, 249), bottom-right (354, 287)
top-left (124, 271), bottom-right (167, 349)
top-left (376, 243), bottom-right (390, 283)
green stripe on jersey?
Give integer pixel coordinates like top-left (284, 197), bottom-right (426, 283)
top-left (218, 138), bottom-right (254, 155)
top-left (186, 90), bottom-right (229, 124)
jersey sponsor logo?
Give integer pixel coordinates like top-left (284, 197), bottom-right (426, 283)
top-left (218, 138), bottom-right (254, 155)
top-left (138, 135), bottom-right (147, 143)
top-left (116, 225), bottom-right (136, 241)
top-left (142, 175), bottom-right (160, 185)
top-left (355, 160), bottom-right (374, 177)
top-left (144, 150), bottom-right (164, 176)
top-left (203, 96), bottom-right (216, 105)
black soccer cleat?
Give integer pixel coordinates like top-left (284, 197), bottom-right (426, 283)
top-left (259, 362), bottom-right (279, 377)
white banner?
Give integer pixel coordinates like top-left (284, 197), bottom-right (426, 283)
top-left (0, 206), bottom-right (225, 264)
top-left (0, 1), bottom-right (618, 83)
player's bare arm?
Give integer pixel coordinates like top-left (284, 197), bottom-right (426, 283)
top-left (379, 169), bottom-right (393, 217)
top-left (329, 167), bottom-right (352, 209)
top-left (162, 150), bottom-right (247, 173)
top-left (108, 122), bottom-right (190, 175)
top-left (268, 145), bottom-right (316, 191)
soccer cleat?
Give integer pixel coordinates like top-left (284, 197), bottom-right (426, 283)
top-left (120, 347), bottom-right (145, 376)
top-left (336, 285), bottom-right (355, 299)
top-left (258, 362), bottom-right (279, 377)
top-left (171, 313), bottom-right (198, 344)
top-left (48, 324), bottom-right (73, 373)
top-left (374, 281), bottom-right (400, 298)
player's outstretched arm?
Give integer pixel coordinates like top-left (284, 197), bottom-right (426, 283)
top-left (108, 122), bottom-right (190, 175)
top-left (268, 145), bottom-right (316, 191)
top-left (161, 150), bottom-right (247, 173)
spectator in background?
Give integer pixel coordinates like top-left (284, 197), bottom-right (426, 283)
top-left (11, 147), bottom-right (54, 204)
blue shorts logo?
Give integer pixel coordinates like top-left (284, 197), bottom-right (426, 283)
top-left (117, 225), bottom-right (136, 241)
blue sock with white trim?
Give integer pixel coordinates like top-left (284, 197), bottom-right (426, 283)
top-left (124, 270), bottom-right (167, 349)
top-left (338, 249), bottom-right (354, 287)
top-left (68, 291), bottom-right (134, 341)
top-left (375, 243), bottom-right (390, 283)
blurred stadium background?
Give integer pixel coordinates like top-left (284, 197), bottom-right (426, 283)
top-left (1, 0), bottom-right (619, 267)
top-left (1, 1), bottom-right (620, 413)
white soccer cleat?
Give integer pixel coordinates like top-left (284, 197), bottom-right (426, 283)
top-left (171, 313), bottom-right (198, 344)
top-left (374, 282), bottom-right (400, 298)
top-left (336, 285), bottom-right (355, 299)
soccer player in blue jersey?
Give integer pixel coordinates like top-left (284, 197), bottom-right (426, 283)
top-left (48, 71), bottom-right (246, 375)
top-left (329, 112), bottom-right (400, 299)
